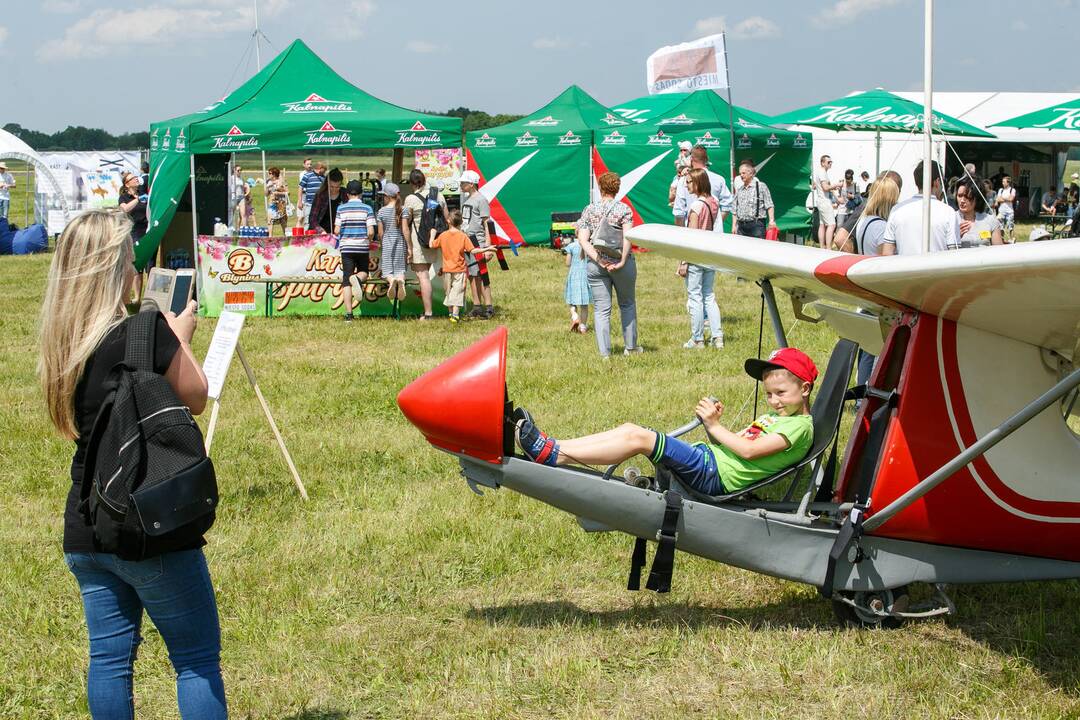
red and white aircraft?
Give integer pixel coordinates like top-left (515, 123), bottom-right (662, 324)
top-left (398, 229), bottom-right (1080, 626)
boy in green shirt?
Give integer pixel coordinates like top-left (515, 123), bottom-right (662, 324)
top-left (516, 348), bottom-right (816, 496)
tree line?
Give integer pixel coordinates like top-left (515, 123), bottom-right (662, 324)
top-left (2, 109), bottom-right (522, 152)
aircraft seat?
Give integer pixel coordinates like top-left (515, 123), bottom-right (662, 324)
top-left (673, 338), bottom-right (859, 505)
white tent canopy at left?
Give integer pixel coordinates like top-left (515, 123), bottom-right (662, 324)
top-left (0, 127), bottom-right (72, 223)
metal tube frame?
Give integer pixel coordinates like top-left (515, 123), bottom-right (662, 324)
top-left (759, 279), bottom-right (788, 348)
top-left (863, 363), bottom-right (1080, 533)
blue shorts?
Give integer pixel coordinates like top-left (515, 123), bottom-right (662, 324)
top-left (649, 431), bottom-right (726, 495)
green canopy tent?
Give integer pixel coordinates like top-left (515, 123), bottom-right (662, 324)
top-left (990, 96), bottom-right (1080, 131)
top-left (594, 91), bottom-right (812, 232)
top-left (770, 88), bottom-right (993, 176)
top-left (464, 85), bottom-right (629, 246)
top-left (145, 39), bottom-right (463, 271)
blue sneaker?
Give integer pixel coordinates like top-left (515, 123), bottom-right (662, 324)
top-left (515, 411), bottom-right (558, 466)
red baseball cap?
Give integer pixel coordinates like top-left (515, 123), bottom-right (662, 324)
top-left (744, 347), bottom-right (818, 384)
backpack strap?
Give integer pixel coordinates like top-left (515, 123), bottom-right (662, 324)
top-left (125, 311), bottom-right (159, 374)
top-left (855, 216), bottom-right (885, 255)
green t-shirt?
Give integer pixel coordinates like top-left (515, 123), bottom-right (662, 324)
top-left (707, 413), bottom-right (814, 492)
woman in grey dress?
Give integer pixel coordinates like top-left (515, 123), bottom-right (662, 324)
top-left (377, 183), bottom-right (407, 301)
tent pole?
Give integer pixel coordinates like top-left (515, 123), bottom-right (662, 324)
top-left (875, 129), bottom-right (881, 177)
top-left (252, 1), bottom-right (269, 229)
top-left (23, 161), bottom-right (30, 226)
top-left (190, 153), bottom-right (202, 302)
top-left (922, 0), bottom-right (933, 254)
top-left (722, 33), bottom-right (736, 232)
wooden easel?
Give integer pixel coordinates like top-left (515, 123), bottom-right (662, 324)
top-left (203, 312), bottom-right (308, 500)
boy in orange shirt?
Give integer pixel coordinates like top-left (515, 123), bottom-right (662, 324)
top-left (431, 210), bottom-right (496, 322)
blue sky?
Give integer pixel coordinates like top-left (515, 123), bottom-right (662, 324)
top-left (3, 0), bottom-right (1079, 133)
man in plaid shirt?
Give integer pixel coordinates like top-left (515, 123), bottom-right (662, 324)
top-left (732, 158), bottom-right (776, 238)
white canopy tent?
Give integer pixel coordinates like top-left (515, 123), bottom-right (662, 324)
top-left (793, 92), bottom-right (1080, 201)
top-left (0, 127), bottom-right (72, 224)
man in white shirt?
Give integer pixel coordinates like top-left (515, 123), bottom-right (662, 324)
top-left (881, 160), bottom-right (960, 255)
top-left (813, 155), bottom-right (840, 249)
top-left (672, 146), bottom-right (733, 231)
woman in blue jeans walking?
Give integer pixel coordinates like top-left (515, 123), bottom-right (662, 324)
top-left (38, 210), bottom-right (226, 718)
top-left (576, 171), bottom-right (640, 358)
top-left (681, 168), bottom-right (724, 349)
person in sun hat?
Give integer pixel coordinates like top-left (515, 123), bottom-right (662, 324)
top-left (513, 347), bottom-right (817, 497)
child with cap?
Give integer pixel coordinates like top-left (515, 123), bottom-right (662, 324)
top-left (334, 179), bottom-right (377, 321)
top-left (675, 140), bottom-right (693, 173)
top-left (515, 347), bottom-right (817, 496)
top-left (431, 209), bottom-right (497, 322)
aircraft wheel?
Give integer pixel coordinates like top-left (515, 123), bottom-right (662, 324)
top-left (832, 586), bottom-right (909, 629)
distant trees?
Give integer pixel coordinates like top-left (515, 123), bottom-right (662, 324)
top-left (3, 123), bottom-right (149, 151)
top-left (3, 109), bottom-right (520, 152)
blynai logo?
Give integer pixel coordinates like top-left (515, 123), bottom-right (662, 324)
top-left (281, 93), bottom-right (355, 114)
top-left (515, 131), bottom-right (538, 147)
top-left (211, 126), bottom-right (260, 152)
top-left (474, 133), bottom-right (496, 148)
top-left (174, 129), bottom-right (187, 152)
top-left (600, 113), bottom-right (628, 126)
top-left (601, 131), bottom-right (626, 145)
top-left (558, 131), bottom-right (582, 146)
top-left (766, 133), bottom-right (780, 147)
top-left (647, 130), bottom-right (672, 146)
top-left (793, 134), bottom-right (808, 148)
top-left (737, 134), bottom-right (752, 149)
top-left (526, 115), bottom-right (560, 127)
top-left (219, 248), bottom-right (261, 285)
top-left (659, 113), bottom-right (695, 125)
top-left (305, 121), bottom-right (352, 148)
top-left (695, 131), bottom-right (720, 148)
top-left (397, 121), bottom-right (442, 147)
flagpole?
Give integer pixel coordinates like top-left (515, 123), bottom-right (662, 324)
top-left (253, 0), bottom-right (270, 228)
top-left (922, 0), bottom-right (933, 254)
top-left (721, 32), bottom-right (736, 232)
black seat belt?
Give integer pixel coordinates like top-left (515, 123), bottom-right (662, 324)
top-left (627, 490), bottom-right (684, 594)
top-left (646, 490), bottom-right (683, 593)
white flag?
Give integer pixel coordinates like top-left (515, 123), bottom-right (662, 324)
top-left (646, 34), bottom-right (729, 95)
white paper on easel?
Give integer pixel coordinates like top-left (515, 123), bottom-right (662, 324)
top-left (203, 311), bottom-right (245, 400)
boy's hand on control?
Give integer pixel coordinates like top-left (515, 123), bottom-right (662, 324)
top-left (695, 397), bottom-right (723, 425)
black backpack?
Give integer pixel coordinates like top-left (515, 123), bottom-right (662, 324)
top-left (80, 311), bottom-right (217, 560)
top-left (411, 187), bottom-right (448, 248)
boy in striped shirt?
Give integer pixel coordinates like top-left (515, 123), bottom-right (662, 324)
top-left (334, 180), bottom-right (376, 321)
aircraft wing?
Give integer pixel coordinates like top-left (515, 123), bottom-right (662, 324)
top-left (627, 225), bottom-right (1080, 359)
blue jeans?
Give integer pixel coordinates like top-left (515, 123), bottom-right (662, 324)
top-left (64, 549), bottom-right (227, 719)
top-left (685, 264), bottom-right (722, 343)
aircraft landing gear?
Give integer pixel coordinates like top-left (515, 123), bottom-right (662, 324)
top-left (832, 583), bottom-right (955, 628)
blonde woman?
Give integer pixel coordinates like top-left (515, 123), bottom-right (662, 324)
top-left (38, 210), bottom-right (225, 718)
top-left (854, 175), bottom-right (901, 256)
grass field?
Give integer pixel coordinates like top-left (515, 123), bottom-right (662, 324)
top-left (4, 222), bottom-right (1080, 718)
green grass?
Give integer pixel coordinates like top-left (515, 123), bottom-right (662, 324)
top-left (3, 240), bottom-right (1080, 718)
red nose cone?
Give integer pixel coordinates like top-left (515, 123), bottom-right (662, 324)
top-left (397, 325), bottom-right (508, 464)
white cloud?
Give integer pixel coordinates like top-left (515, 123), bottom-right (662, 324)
top-left (731, 16), bottom-right (780, 39)
top-left (36, 2), bottom-right (293, 61)
top-left (693, 16), bottom-right (726, 36)
top-left (406, 40), bottom-right (440, 54)
top-left (43, 0), bottom-right (82, 13)
top-left (813, 0), bottom-right (904, 28)
top-left (532, 36), bottom-right (570, 50)
top-left (0, 26), bottom-right (7, 47)
top-left (1011, 19), bottom-right (1029, 31)
top-left (336, 0), bottom-right (377, 39)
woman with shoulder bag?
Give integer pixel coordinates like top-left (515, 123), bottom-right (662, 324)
top-left (577, 171), bottom-right (639, 358)
top-left (681, 168), bottom-right (724, 349)
top-left (38, 210), bottom-right (226, 719)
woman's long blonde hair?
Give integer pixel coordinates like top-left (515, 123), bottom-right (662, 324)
top-left (39, 210), bottom-right (135, 439)
top-left (865, 177), bottom-right (900, 220)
